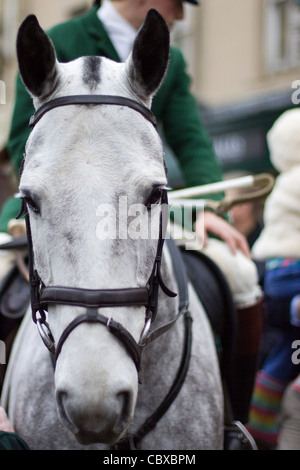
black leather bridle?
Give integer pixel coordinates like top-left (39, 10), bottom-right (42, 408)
top-left (17, 94), bottom-right (193, 449)
top-left (20, 95), bottom-right (189, 373)
top-left (29, 95), bottom-right (157, 130)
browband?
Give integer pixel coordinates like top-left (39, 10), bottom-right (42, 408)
top-left (29, 95), bottom-right (157, 129)
top-left (39, 286), bottom-right (149, 309)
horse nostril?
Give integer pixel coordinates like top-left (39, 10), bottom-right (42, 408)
top-left (114, 390), bottom-right (133, 435)
top-left (56, 390), bottom-right (80, 434)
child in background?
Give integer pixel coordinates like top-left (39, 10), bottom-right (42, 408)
top-left (248, 109), bottom-right (300, 448)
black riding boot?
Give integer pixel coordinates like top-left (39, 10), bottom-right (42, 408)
top-left (227, 297), bottom-right (265, 423)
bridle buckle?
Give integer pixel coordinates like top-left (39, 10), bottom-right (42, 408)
top-left (36, 316), bottom-right (55, 355)
top-left (138, 318), bottom-right (152, 347)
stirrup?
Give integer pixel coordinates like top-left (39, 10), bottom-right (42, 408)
top-left (224, 421), bottom-right (258, 450)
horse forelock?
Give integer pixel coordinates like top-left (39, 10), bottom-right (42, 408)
top-left (24, 55), bottom-right (164, 182)
top-left (82, 56), bottom-right (102, 91)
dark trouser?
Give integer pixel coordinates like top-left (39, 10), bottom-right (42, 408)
top-left (227, 298), bottom-right (265, 423)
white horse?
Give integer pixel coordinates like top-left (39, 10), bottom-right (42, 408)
top-left (1, 10), bottom-right (223, 450)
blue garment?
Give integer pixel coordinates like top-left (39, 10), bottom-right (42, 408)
top-left (263, 327), bottom-right (300, 383)
top-left (262, 258), bottom-right (300, 383)
top-left (265, 258), bottom-right (300, 300)
top-left (291, 295), bottom-right (300, 327)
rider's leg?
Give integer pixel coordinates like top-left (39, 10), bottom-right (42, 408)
top-left (201, 238), bottom-right (264, 423)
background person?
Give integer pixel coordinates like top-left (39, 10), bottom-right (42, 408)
top-left (247, 109), bottom-right (300, 448)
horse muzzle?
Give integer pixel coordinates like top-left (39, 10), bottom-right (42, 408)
top-left (56, 386), bottom-right (135, 445)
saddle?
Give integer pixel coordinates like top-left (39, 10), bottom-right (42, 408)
top-left (0, 240), bottom-right (30, 392)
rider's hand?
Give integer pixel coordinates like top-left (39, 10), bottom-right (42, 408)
top-left (0, 407), bottom-right (15, 433)
top-left (194, 210), bottom-right (251, 258)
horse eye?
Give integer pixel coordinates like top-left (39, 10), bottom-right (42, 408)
top-left (24, 196), bottom-right (40, 214)
top-left (146, 187), bottom-right (163, 210)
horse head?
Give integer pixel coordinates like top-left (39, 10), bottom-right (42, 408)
top-left (17, 10), bottom-right (170, 445)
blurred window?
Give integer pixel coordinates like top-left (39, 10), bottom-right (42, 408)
top-left (263, 0), bottom-right (300, 71)
top-left (0, 0), bottom-right (19, 73)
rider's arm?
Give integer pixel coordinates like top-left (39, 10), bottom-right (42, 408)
top-left (195, 211), bottom-right (251, 258)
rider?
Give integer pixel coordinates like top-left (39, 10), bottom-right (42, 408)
top-left (0, 0), bottom-right (263, 424)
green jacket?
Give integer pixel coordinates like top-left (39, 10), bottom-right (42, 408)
top-left (0, 431), bottom-right (29, 450)
top-left (0, 6), bottom-right (223, 232)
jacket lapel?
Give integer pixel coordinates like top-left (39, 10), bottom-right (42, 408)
top-left (81, 7), bottom-right (121, 62)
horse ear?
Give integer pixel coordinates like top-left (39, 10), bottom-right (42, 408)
top-left (126, 9), bottom-right (170, 99)
top-left (17, 15), bottom-right (60, 99)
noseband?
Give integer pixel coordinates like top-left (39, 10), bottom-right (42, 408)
top-left (20, 94), bottom-right (188, 375)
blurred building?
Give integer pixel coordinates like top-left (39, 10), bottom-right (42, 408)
top-left (171, 0), bottom-right (300, 182)
top-left (0, 0), bottom-right (93, 149)
top-left (0, 0), bottom-right (300, 183)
